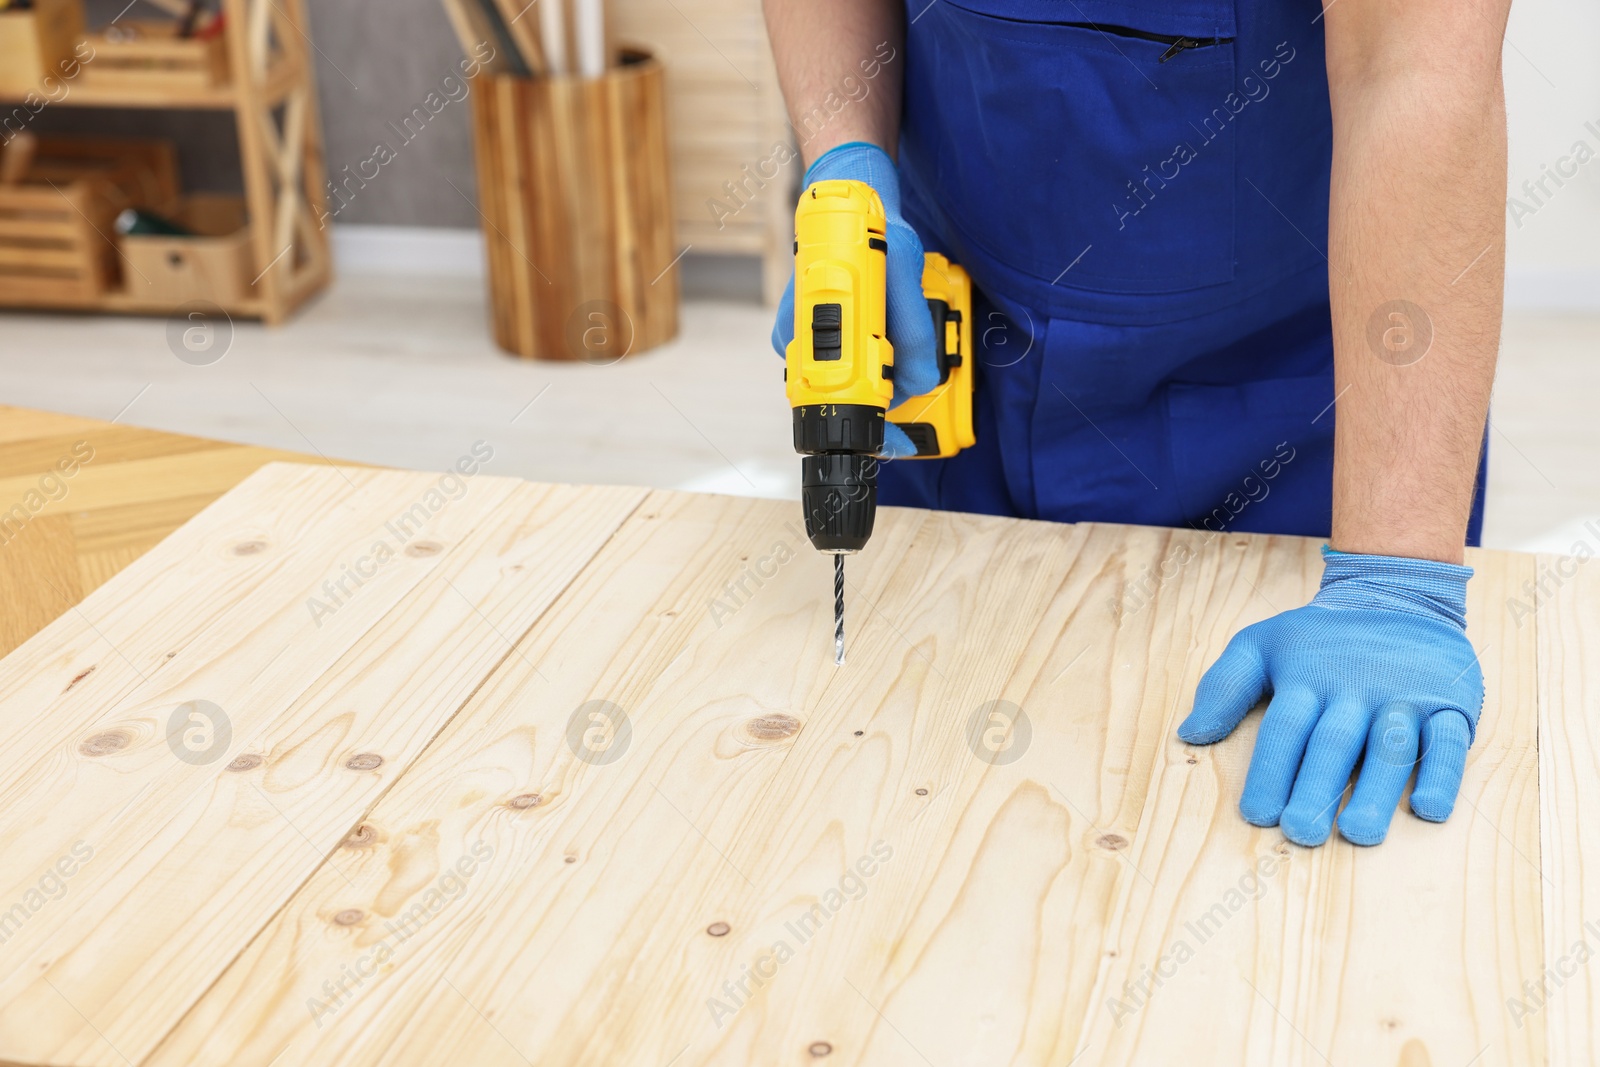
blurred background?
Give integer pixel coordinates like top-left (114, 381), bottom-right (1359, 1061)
top-left (0, 0), bottom-right (1594, 551)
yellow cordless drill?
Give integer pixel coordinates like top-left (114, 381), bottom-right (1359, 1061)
top-left (784, 178), bottom-right (976, 664)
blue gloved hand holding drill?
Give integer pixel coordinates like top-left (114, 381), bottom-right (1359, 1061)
top-left (771, 142), bottom-right (939, 459)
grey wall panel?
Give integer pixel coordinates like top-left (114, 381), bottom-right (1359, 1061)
top-left (45, 0), bottom-right (485, 227)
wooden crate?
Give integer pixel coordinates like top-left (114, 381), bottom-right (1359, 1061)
top-left (0, 135), bottom-right (188, 310)
top-left (471, 50), bottom-right (678, 361)
top-left (77, 19), bottom-right (229, 94)
top-left (29, 135), bottom-right (181, 215)
top-left (116, 193), bottom-right (255, 310)
top-left (0, 176), bottom-right (118, 306)
top-left (0, 0), bottom-right (85, 97)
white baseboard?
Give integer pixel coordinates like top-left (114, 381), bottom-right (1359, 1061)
top-left (331, 225), bottom-right (485, 277)
top-left (329, 225), bottom-right (1600, 313)
top-left (1505, 266), bottom-right (1600, 312)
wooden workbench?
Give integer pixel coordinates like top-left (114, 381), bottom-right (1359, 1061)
top-left (0, 406), bottom-right (1589, 1066)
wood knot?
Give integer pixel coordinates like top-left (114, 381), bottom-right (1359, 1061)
top-left (225, 753), bottom-right (262, 772)
top-left (743, 714), bottom-right (801, 742)
top-left (62, 666), bottom-right (96, 693)
top-left (79, 730), bottom-right (131, 757)
top-left (706, 921), bottom-right (730, 937)
top-left (808, 1042), bottom-right (833, 1057)
top-left (1186, 757), bottom-right (1198, 765)
top-left (563, 854), bottom-right (577, 864)
top-left (1097, 833), bottom-right (1129, 851)
top-left (508, 793), bottom-right (543, 810)
top-left (853, 730), bottom-right (864, 737)
top-left (344, 753), bottom-right (383, 771)
top-left (332, 908), bottom-right (365, 926)
top-left (343, 824), bottom-right (379, 848)
top-left (232, 540), bottom-right (267, 556)
top-left (914, 788), bottom-right (929, 797)
top-left (404, 541), bottom-right (442, 558)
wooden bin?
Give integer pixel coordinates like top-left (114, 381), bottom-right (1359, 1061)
top-left (0, 135), bottom-right (182, 309)
top-left (0, 0), bottom-right (85, 96)
top-left (77, 20), bottom-right (229, 94)
top-left (116, 194), bottom-right (255, 311)
top-left (28, 135), bottom-right (181, 215)
top-left (0, 177), bottom-right (119, 307)
top-left (471, 49), bottom-right (678, 362)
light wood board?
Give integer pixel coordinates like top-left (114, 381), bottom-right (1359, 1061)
top-left (0, 463), bottom-right (1565, 1065)
top-left (1537, 551), bottom-right (1600, 1064)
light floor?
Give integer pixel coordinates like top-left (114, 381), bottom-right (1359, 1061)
top-left (1, 271), bottom-right (1594, 554)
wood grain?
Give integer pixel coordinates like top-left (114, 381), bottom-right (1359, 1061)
top-left (141, 506), bottom-right (1543, 1067)
top-left (0, 404), bottom-right (321, 662)
top-left (471, 56), bottom-right (678, 361)
top-left (0, 412), bottom-right (1561, 1066)
top-left (0, 463), bottom-right (645, 1065)
top-left (1075, 538), bottom-right (1542, 1066)
top-left (1537, 550), bottom-right (1600, 1064)
top-left (149, 489), bottom-right (897, 1064)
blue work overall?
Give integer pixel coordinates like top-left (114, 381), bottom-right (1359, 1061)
top-left (884, 0), bottom-right (1489, 542)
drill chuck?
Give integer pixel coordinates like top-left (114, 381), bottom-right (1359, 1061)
top-left (800, 453), bottom-right (877, 554)
top-left (792, 402), bottom-right (883, 554)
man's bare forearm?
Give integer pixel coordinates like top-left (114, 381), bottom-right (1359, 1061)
top-left (762, 0), bottom-right (904, 168)
top-left (1323, 0), bottom-right (1510, 564)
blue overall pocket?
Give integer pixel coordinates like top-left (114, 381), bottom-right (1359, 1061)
top-left (903, 0), bottom-right (1239, 295)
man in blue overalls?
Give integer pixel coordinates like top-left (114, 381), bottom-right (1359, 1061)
top-left (766, 0), bottom-right (1508, 847)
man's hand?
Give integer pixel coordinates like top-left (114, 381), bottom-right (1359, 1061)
top-left (770, 142), bottom-right (939, 458)
top-left (1178, 549), bottom-right (1483, 847)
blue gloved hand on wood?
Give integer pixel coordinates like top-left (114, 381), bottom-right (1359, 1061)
top-left (771, 141), bottom-right (939, 459)
top-left (1178, 547), bottom-right (1484, 846)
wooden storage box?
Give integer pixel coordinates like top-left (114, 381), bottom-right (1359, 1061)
top-left (0, 0), bottom-right (85, 96)
top-left (0, 176), bottom-right (119, 307)
top-left (117, 194), bottom-right (255, 310)
top-left (29, 135), bottom-right (181, 215)
top-left (471, 49), bottom-right (677, 361)
top-left (78, 20), bottom-right (228, 94)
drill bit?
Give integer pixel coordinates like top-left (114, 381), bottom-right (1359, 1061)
top-left (833, 553), bottom-right (846, 666)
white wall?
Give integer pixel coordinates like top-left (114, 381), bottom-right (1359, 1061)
top-left (1503, 0), bottom-right (1600, 309)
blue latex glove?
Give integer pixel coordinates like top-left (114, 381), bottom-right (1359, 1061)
top-left (771, 142), bottom-right (939, 459)
top-left (1177, 547), bottom-right (1484, 847)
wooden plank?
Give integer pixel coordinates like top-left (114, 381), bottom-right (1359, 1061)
top-left (148, 490), bottom-right (932, 1063)
top-left (1538, 550), bottom-right (1600, 1063)
top-left (0, 410), bottom-right (315, 660)
top-left (0, 444), bottom-right (329, 517)
top-left (150, 512), bottom-right (1547, 1066)
top-left (0, 410), bottom-right (1558, 1066)
top-left (0, 464), bottom-right (645, 1065)
top-left (0, 512), bottom-right (80, 657)
top-left (671, 518), bottom-right (1159, 1066)
top-left (1073, 538), bottom-right (1541, 1066)
top-left (0, 406), bottom-right (111, 444)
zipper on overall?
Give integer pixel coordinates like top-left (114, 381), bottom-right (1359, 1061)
top-left (1065, 23), bottom-right (1235, 62)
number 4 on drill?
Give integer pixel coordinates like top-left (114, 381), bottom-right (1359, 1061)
top-left (783, 179), bottom-right (977, 664)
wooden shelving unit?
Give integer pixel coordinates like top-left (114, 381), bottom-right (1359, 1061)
top-left (0, 0), bottom-right (330, 324)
